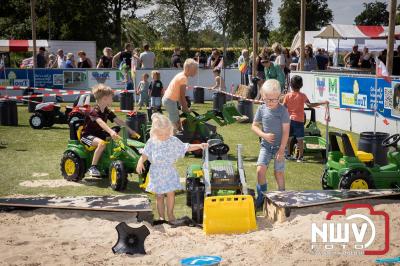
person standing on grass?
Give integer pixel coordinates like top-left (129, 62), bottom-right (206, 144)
top-left (140, 43), bottom-right (155, 69)
top-left (77, 51), bottom-right (93, 68)
top-left (136, 113), bottom-right (207, 223)
top-left (149, 71), bottom-right (163, 110)
top-left (283, 75), bottom-right (328, 162)
top-left (97, 47), bottom-right (113, 68)
top-left (252, 79), bottom-right (290, 209)
top-left (162, 59), bottom-right (198, 132)
top-left (137, 73), bottom-right (150, 110)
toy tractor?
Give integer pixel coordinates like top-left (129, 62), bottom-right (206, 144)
top-left (29, 95), bottom-right (89, 129)
top-left (138, 102), bottom-right (244, 157)
top-left (289, 107), bottom-right (327, 162)
top-left (322, 132), bottom-right (400, 190)
top-left (60, 119), bottom-right (147, 191)
top-left (185, 140), bottom-right (256, 234)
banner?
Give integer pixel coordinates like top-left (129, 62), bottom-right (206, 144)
top-left (314, 75), bottom-right (340, 107)
top-left (87, 70), bottom-right (126, 89)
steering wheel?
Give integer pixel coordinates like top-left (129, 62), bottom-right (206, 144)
top-left (111, 126), bottom-right (121, 134)
top-left (209, 143), bottom-right (230, 156)
top-left (382, 134), bottom-right (400, 148)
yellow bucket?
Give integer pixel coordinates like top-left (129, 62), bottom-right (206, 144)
top-left (203, 195), bottom-right (257, 235)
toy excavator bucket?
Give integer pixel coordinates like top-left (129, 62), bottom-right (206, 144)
top-left (203, 195), bottom-right (256, 235)
top-left (222, 102), bottom-right (244, 124)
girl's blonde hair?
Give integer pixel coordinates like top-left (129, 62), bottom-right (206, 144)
top-left (151, 70), bottom-right (160, 80)
top-left (260, 79), bottom-right (281, 96)
top-left (150, 113), bottom-right (173, 139)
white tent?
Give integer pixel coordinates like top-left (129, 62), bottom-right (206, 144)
top-left (291, 30), bottom-right (400, 53)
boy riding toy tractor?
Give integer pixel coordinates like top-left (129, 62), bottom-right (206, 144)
top-left (60, 119), bottom-right (147, 191)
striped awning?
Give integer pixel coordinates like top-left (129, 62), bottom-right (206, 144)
top-left (0, 40), bottom-right (49, 52)
top-left (315, 24), bottom-right (400, 40)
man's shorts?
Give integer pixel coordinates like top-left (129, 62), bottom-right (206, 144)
top-left (289, 120), bottom-right (305, 139)
top-left (257, 144), bottom-right (285, 172)
top-left (162, 97), bottom-right (179, 123)
top-left (151, 97), bottom-right (162, 108)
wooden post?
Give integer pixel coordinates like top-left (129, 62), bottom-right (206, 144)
top-left (299, 0), bottom-right (306, 71)
top-left (386, 0), bottom-right (397, 74)
top-left (30, 0), bottom-right (37, 68)
top-left (252, 0), bottom-right (258, 77)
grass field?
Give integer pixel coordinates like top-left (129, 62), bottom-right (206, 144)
top-left (0, 101), bottom-right (360, 218)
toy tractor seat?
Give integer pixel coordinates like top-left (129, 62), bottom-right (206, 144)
top-left (328, 132), bottom-right (374, 163)
top-left (347, 134), bottom-right (374, 163)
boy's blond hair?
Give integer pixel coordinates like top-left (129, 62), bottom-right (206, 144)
top-left (92, 84), bottom-right (114, 101)
top-left (150, 113), bottom-right (173, 139)
top-left (260, 79), bottom-right (281, 96)
top-left (183, 58), bottom-right (198, 71)
top-left (151, 70), bottom-right (160, 80)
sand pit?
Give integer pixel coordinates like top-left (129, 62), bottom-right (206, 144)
top-left (0, 199), bottom-right (399, 265)
top-left (19, 179), bottom-right (84, 188)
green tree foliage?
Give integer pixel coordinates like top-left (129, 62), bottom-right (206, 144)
top-left (229, 0), bottom-right (273, 48)
top-left (145, 0), bottom-right (204, 53)
top-left (277, 0), bottom-right (333, 46)
top-left (0, 0), bottom-right (143, 51)
top-left (354, 1), bottom-right (389, 26)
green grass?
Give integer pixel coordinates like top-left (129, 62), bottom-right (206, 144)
top-left (0, 101), bottom-right (360, 218)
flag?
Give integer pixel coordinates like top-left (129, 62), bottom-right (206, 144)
top-left (383, 118), bottom-right (390, 126)
top-left (239, 62), bottom-right (247, 74)
top-left (376, 58), bottom-right (392, 83)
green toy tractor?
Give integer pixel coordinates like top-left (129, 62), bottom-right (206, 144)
top-left (139, 102), bottom-right (244, 156)
top-left (185, 139), bottom-right (255, 224)
top-left (60, 119), bottom-right (148, 191)
top-left (289, 107), bottom-right (327, 162)
top-left (322, 132), bottom-right (400, 190)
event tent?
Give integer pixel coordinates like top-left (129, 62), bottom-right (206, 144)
top-left (0, 40), bottom-right (49, 52)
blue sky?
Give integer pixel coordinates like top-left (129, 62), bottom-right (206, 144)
top-left (270, 0), bottom-right (388, 28)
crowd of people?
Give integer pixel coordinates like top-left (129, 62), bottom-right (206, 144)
top-left (237, 42), bottom-right (400, 90)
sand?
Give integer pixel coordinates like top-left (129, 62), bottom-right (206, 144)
top-left (0, 199), bottom-right (399, 266)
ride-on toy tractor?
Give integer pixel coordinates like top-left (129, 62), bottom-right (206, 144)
top-left (289, 107), bottom-right (326, 162)
top-left (322, 132), bottom-right (400, 190)
top-left (29, 95), bottom-right (89, 129)
top-left (60, 119), bottom-right (147, 191)
top-left (185, 140), bottom-right (256, 234)
top-left (139, 102), bottom-right (244, 156)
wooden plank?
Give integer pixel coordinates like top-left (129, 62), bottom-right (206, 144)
top-left (0, 195), bottom-right (152, 213)
top-left (263, 189), bottom-right (400, 209)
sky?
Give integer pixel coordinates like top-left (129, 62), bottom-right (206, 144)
top-left (270, 0), bottom-right (389, 28)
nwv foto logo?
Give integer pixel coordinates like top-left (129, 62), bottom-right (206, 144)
top-left (310, 204), bottom-right (389, 255)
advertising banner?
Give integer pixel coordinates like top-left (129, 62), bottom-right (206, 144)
top-left (314, 75), bottom-right (340, 107)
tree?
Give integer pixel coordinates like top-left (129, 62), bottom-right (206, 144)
top-left (354, 1), bottom-right (389, 26)
top-left (278, 0), bottom-right (333, 46)
top-left (122, 18), bottom-right (161, 48)
top-left (229, 0), bottom-right (273, 48)
top-left (145, 0), bottom-right (204, 53)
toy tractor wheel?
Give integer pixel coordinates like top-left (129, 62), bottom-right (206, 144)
top-left (29, 113), bottom-right (45, 129)
top-left (68, 113), bottom-right (85, 124)
top-left (109, 161), bottom-right (128, 191)
top-left (60, 151), bottom-right (85, 182)
top-left (339, 170), bottom-right (375, 190)
top-left (321, 169), bottom-right (332, 190)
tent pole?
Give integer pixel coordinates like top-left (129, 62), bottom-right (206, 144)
top-left (386, 0), bottom-right (397, 74)
top-left (252, 0), bottom-right (257, 78)
top-left (299, 0), bottom-right (306, 71)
